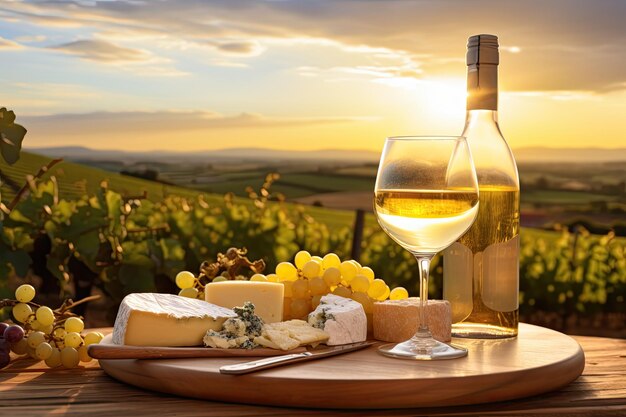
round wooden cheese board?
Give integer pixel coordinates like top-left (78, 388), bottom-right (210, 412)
top-left (99, 323), bottom-right (585, 409)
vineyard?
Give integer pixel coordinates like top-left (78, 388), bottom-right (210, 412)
top-left (1, 156), bottom-right (625, 337)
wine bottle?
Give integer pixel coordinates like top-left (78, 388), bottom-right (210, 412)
top-left (443, 34), bottom-right (520, 338)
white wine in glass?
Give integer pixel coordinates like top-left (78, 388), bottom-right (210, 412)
top-left (374, 136), bottom-right (479, 360)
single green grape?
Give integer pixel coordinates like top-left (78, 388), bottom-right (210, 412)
top-left (35, 342), bottom-right (53, 360)
top-left (390, 287), bottom-right (409, 300)
top-left (359, 267), bottom-right (375, 282)
top-left (45, 348), bottom-right (61, 368)
top-left (15, 284), bottom-right (36, 303)
top-left (367, 279), bottom-right (387, 299)
top-left (250, 274), bottom-right (268, 282)
top-left (377, 285), bottom-right (391, 301)
top-left (60, 347), bottom-right (80, 368)
top-left (322, 253), bottom-right (341, 269)
top-left (78, 346), bottom-right (92, 362)
top-left (36, 306), bottom-right (55, 327)
top-left (83, 332), bottom-right (104, 346)
top-left (64, 332), bottom-right (83, 349)
top-left (301, 260), bottom-right (321, 279)
top-left (53, 327), bottom-right (67, 339)
top-left (175, 271), bottom-right (196, 289)
top-left (27, 331), bottom-right (46, 348)
top-left (332, 285), bottom-right (352, 298)
top-left (276, 262), bottom-right (298, 281)
top-left (12, 303), bottom-right (33, 323)
top-left (64, 317), bottom-right (84, 333)
top-left (212, 276), bottom-right (228, 282)
top-left (339, 261), bottom-right (358, 284)
top-left (322, 267), bottom-right (342, 287)
top-left (178, 287), bottom-right (199, 298)
top-left (294, 250), bottom-right (311, 269)
top-left (266, 273), bottom-right (279, 282)
top-left (350, 275), bottom-right (370, 293)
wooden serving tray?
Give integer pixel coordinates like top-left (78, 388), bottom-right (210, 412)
top-left (99, 323), bottom-right (585, 409)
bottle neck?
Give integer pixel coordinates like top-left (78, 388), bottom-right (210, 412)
top-left (463, 109), bottom-right (499, 131)
top-left (466, 63), bottom-right (498, 111)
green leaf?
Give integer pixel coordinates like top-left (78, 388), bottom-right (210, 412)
top-left (0, 108), bottom-right (27, 165)
top-left (118, 264), bottom-right (155, 293)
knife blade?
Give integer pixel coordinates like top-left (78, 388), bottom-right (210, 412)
top-left (219, 341), bottom-right (375, 375)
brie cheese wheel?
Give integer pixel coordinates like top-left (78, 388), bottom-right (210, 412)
top-left (112, 293), bottom-right (236, 346)
top-left (307, 294), bottom-right (367, 345)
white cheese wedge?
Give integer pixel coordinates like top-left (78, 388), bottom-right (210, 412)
top-left (112, 293), bottom-right (236, 346)
top-left (205, 281), bottom-right (284, 323)
top-left (254, 319), bottom-right (329, 350)
top-left (307, 294), bottom-right (367, 346)
top-left (373, 298), bottom-right (451, 343)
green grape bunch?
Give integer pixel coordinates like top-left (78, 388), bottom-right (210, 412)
top-left (0, 285), bottom-right (104, 369)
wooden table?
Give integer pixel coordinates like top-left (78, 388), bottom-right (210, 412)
top-left (1, 329), bottom-right (624, 417)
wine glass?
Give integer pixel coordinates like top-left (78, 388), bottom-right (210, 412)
top-left (374, 136), bottom-right (479, 360)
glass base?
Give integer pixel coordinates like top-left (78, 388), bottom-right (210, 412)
top-left (378, 339), bottom-right (468, 361)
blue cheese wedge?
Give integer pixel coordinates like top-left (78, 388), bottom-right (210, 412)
top-left (308, 294), bottom-right (367, 345)
top-left (112, 293), bottom-right (236, 346)
top-left (203, 302), bottom-right (263, 349)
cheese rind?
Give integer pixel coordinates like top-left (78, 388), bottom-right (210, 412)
top-left (373, 298), bottom-right (451, 343)
top-left (112, 293), bottom-right (236, 346)
top-left (308, 294), bottom-right (367, 346)
top-left (205, 281), bottom-right (284, 323)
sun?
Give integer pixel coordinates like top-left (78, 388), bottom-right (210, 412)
top-left (421, 78), bottom-right (467, 121)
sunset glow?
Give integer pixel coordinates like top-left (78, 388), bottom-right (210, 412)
top-left (1, 0), bottom-right (625, 152)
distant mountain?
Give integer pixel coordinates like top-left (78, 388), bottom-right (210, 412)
top-left (26, 146), bottom-right (380, 163)
top-left (26, 146), bottom-right (626, 164)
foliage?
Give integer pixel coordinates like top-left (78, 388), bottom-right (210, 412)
top-left (0, 167), bottom-right (624, 321)
top-left (0, 108), bottom-right (27, 165)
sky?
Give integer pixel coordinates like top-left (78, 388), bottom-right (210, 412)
top-left (1, 0), bottom-right (625, 152)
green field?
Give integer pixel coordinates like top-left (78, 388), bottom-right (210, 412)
top-left (522, 190), bottom-right (620, 205)
top-left (0, 152), bottom-right (200, 202)
top-left (0, 151), bottom-right (358, 230)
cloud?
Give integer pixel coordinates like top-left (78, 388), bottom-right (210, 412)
top-left (48, 39), bottom-right (149, 62)
top-left (1, 0), bottom-right (625, 92)
top-left (0, 36), bottom-right (22, 49)
top-left (20, 110), bottom-right (372, 136)
top-left (14, 35), bottom-right (46, 43)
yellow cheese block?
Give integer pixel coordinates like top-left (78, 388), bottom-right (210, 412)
top-left (205, 281), bottom-right (284, 323)
top-left (373, 298), bottom-right (451, 342)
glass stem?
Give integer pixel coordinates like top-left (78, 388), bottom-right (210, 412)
top-left (415, 255), bottom-right (433, 339)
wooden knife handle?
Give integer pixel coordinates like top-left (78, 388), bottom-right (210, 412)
top-left (88, 344), bottom-right (305, 360)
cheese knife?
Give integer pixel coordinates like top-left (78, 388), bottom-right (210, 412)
top-left (88, 343), bottom-right (306, 359)
top-left (219, 341), bottom-right (375, 375)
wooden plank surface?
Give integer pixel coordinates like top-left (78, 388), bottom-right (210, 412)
top-left (1, 329), bottom-right (624, 417)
